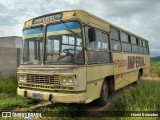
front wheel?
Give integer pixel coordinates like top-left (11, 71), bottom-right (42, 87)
top-left (96, 80), bottom-right (109, 107)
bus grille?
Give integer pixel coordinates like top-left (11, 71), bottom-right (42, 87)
top-left (27, 75), bottom-right (59, 85)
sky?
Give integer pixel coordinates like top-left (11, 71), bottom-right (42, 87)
top-left (0, 0), bottom-right (160, 57)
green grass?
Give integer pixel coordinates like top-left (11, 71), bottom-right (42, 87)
top-left (0, 61), bottom-right (160, 120)
top-left (110, 80), bottom-right (160, 111)
top-left (0, 76), bottom-right (39, 111)
top-left (109, 80), bottom-right (160, 120)
top-left (36, 80), bottom-right (160, 120)
top-left (0, 76), bottom-right (17, 95)
top-left (150, 61), bottom-right (160, 77)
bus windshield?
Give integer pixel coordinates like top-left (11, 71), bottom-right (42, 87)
top-left (45, 21), bottom-right (83, 64)
top-left (22, 27), bottom-right (43, 64)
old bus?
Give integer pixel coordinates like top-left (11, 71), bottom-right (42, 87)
top-left (17, 10), bottom-right (150, 106)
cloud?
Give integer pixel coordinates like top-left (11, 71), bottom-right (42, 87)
top-left (0, 0), bottom-right (160, 56)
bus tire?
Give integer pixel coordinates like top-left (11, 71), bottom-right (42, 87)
top-left (96, 80), bottom-right (108, 107)
top-left (136, 72), bottom-right (141, 85)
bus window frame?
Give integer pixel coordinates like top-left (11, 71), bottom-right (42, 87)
top-left (131, 35), bottom-right (139, 53)
top-left (143, 40), bottom-right (149, 54)
top-left (22, 25), bottom-right (44, 65)
top-left (111, 28), bottom-right (122, 52)
top-left (84, 25), bottom-right (112, 64)
top-left (44, 20), bottom-right (85, 65)
top-left (121, 31), bottom-right (132, 53)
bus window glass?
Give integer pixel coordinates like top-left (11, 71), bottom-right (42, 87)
top-left (143, 41), bottom-right (149, 54)
top-left (22, 27), bottom-right (43, 64)
top-left (132, 45), bottom-right (139, 53)
top-left (131, 36), bottom-right (137, 45)
top-left (46, 21), bottom-right (83, 64)
top-left (102, 33), bottom-right (109, 50)
top-left (111, 28), bottom-right (119, 40)
top-left (144, 48), bottom-right (149, 54)
top-left (143, 41), bottom-right (146, 47)
top-left (138, 39), bottom-right (143, 53)
top-left (121, 32), bottom-right (129, 43)
top-left (62, 36), bottom-right (68, 44)
top-left (85, 26), bottom-right (111, 63)
top-left (122, 43), bottom-right (131, 52)
top-left (53, 40), bottom-right (60, 54)
top-left (121, 32), bottom-right (131, 52)
top-left (77, 38), bottom-right (82, 46)
top-left (139, 39), bottom-right (142, 46)
top-left (139, 47), bottom-right (143, 53)
top-left (112, 40), bottom-right (121, 51)
top-left (29, 41), bottom-right (35, 61)
top-left (111, 28), bottom-right (121, 51)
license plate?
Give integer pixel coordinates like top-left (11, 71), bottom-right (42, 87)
top-left (32, 93), bottom-right (43, 99)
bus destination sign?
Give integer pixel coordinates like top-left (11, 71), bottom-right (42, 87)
top-left (33, 13), bottom-right (63, 24)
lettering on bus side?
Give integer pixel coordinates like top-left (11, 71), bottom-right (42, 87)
top-left (114, 56), bottom-right (145, 70)
top-left (114, 59), bottom-right (127, 68)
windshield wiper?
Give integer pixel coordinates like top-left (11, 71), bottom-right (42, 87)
top-left (59, 20), bottom-right (81, 38)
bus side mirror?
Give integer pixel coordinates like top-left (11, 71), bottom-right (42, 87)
top-left (88, 28), bottom-right (95, 42)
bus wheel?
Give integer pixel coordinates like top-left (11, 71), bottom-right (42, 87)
top-left (96, 80), bottom-right (108, 107)
top-left (136, 72), bottom-right (141, 85)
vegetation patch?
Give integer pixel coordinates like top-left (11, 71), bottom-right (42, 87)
top-left (110, 80), bottom-right (160, 120)
top-left (149, 61), bottom-right (160, 77)
top-left (0, 76), bottom-right (39, 111)
top-left (0, 61), bottom-right (160, 120)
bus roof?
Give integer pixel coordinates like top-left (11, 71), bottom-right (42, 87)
top-left (24, 9), bottom-right (148, 41)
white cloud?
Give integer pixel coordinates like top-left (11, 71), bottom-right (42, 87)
top-left (0, 0), bottom-right (160, 56)
top-left (0, 24), bottom-right (22, 37)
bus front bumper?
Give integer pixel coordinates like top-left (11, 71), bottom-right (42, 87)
top-left (17, 87), bottom-right (87, 103)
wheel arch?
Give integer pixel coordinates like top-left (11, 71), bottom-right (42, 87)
top-left (104, 75), bottom-right (114, 96)
top-left (139, 68), bottom-right (143, 76)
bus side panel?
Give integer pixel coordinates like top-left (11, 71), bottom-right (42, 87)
top-left (145, 54), bottom-right (150, 68)
top-left (74, 67), bottom-right (87, 91)
top-left (113, 53), bottom-right (147, 75)
top-left (113, 53), bottom-right (148, 90)
top-left (85, 64), bottom-right (113, 103)
top-left (112, 53), bottom-right (124, 75)
top-left (142, 54), bottom-right (150, 77)
top-left (114, 71), bottom-right (138, 90)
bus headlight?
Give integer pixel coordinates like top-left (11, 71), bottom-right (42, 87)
top-left (63, 78), bottom-right (67, 83)
top-left (19, 75), bottom-right (23, 81)
top-left (19, 75), bottom-right (27, 82)
top-left (68, 78), bottom-right (73, 83)
top-left (23, 75), bottom-right (27, 81)
top-left (61, 77), bottom-right (73, 85)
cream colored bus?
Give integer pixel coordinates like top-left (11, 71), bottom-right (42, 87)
top-left (17, 10), bottom-right (150, 106)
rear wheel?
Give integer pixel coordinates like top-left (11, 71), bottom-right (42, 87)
top-left (96, 80), bottom-right (108, 107)
top-left (136, 72), bottom-right (141, 85)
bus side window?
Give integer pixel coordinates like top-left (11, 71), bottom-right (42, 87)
top-left (139, 39), bottom-right (143, 53)
top-left (121, 32), bottom-right (131, 52)
top-left (131, 36), bottom-right (139, 53)
top-left (143, 40), bottom-right (149, 54)
top-left (111, 28), bottom-right (121, 51)
top-left (85, 26), bottom-right (111, 63)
